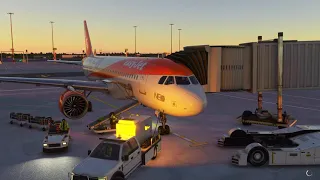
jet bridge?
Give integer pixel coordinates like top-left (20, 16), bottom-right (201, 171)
top-left (166, 32), bottom-right (320, 125)
top-left (166, 45), bottom-right (246, 92)
top-left (166, 34), bottom-right (320, 93)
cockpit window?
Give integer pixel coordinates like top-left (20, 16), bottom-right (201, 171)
top-left (164, 76), bottom-right (174, 85)
top-left (189, 75), bottom-right (199, 85)
top-left (175, 76), bottom-right (190, 85)
top-left (158, 76), bottom-right (167, 84)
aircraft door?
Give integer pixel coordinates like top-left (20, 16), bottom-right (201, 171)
top-left (139, 75), bottom-right (148, 95)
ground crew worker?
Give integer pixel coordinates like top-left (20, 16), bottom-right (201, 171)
top-left (109, 113), bottom-right (118, 129)
top-left (59, 119), bottom-right (69, 133)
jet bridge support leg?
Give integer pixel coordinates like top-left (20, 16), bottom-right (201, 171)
top-left (236, 33), bottom-right (296, 129)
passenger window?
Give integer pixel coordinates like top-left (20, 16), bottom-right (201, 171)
top-left (158, 76), bottom-right (167, 84)
top-left (175, 76), bottom-right (190, 85)
top-left (122, 142), bottom-right (131, 156)
top-left (189, 75), bottom-right (199, 85)
top-left (164, 76), bottom-right (174, 85)
top-left (128, 138), bottom-right (139, 152)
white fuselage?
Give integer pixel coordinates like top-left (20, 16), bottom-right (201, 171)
top-left (81, 56), bottom-right (207, 117)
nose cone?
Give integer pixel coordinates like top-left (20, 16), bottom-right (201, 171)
top-left (183, 86), bottom-right (207, 116)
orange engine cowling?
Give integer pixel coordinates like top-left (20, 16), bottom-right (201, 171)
top-left (59, 90), bottom-right (89, 120)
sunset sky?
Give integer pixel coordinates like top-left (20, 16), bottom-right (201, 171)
top-left (0, 0), bottom-right (319, 54)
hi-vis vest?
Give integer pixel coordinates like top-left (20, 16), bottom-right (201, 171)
top-left (60, 121), bottom-right (69, 130)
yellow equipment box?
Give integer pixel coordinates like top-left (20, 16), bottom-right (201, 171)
top-left (116, 114), bottom-right (153, 144)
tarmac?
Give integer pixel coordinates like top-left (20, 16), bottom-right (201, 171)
top-left (0, 62), bottom-right (320, 180)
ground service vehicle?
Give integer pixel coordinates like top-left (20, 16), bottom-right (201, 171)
top-left (218, 125), bottom-right (320, 147)
top-left (231, 129), bottom-right (320, 166)
top-left (43, 121), bottom-right (70, 152)
top-left (238, 109), bottom-right (297, 128)
top-left (9, 112), bottom-right (51, 131)
top-left (68, 115), bottom-right (161, 180)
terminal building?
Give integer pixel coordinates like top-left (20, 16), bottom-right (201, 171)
top-left (166, 35), bottom-right (320, 93)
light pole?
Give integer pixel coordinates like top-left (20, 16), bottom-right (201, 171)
top-left (169, 24), bottom-right (174, 53)
top-left (7, 12), bottom-right (14, 62)
top-left (50, 21), bottom-right (56, 60)
top-left (178, 28), bottom-right (182, 51)
top-left (26, 49), bottom-right (28, 63)
top-left (133, 26), bottom-right (137, 54)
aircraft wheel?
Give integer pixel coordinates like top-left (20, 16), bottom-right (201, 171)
top-left (29, 125), bottom-right (32, 129)
top-left (164, 125), bottom-right (170, 134)
top-left (158, 126), bottom-right (166, 135)
top-left (10, 121), bottom-right (13, 124)
top-left (248, 146), bottom-right (269, 167)
top-left (20, 123), bottom-right (23, 127)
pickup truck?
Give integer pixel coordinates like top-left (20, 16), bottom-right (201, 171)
top-left (69, 115), bottom-right (161, 180)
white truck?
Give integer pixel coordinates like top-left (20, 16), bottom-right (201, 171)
top-left (232, 126), bottom-right (320, 166)
top-left (68, 115), bottom-right (161, 180)
top-left (42, 121), bottom-right (70, 153)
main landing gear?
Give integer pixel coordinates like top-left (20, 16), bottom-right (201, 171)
top-left (156, 111), bottom-right (170, 135)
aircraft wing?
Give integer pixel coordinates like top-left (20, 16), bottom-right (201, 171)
top-left (47, 60), bottom-right (82, 65)
top-left (0, 77), bottom-right (109, 92)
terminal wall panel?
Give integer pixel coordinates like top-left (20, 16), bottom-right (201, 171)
top-left (220, 47), bottom-right (244, 91)
top-left (242, 45), bottom-right (252, 90)
top-left (256, 41), bottom-right (320, 91)
top-left (208, 47), bottom-right (221, 92)
top-left (257, 43), bottom-right (278, 91)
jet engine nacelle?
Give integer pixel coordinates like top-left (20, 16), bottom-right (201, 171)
top-left (59, 90), bottom-right (89, 119)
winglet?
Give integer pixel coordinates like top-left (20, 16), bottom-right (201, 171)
top-left (84, 20), bottom-right (93, 57)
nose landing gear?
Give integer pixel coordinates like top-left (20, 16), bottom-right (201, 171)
top-left (156, 111), bottom-right (170, 135)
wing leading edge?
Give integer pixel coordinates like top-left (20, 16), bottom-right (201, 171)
top-left (47, 60), bottom-right (83, 65)
top-left (0, 77), bottom-right (109, 92)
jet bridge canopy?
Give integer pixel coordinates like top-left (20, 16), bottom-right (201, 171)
top-left (166, 45), bottom-right (245, 92)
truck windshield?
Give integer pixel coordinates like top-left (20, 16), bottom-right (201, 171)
top-left (48, 125), bottom-right (63, 135)
top-left (90, 142), bottom-right (120, 161)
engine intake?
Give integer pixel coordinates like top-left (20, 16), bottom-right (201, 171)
top-left (59, 90), bottom-right (88, 119)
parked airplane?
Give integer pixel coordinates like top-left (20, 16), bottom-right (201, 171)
top-left (0, 20), bottom-right (207, 135)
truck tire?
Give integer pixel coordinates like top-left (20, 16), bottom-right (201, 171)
top-left (247, 146), bottom-right (269, 167)
top-left (151, 146), bottom-right (158, 160)
top-left (230, 129), bottom-right (246, 138)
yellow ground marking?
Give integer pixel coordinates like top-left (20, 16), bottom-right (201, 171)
top-left (172, 132), bottom-right (208, 147)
